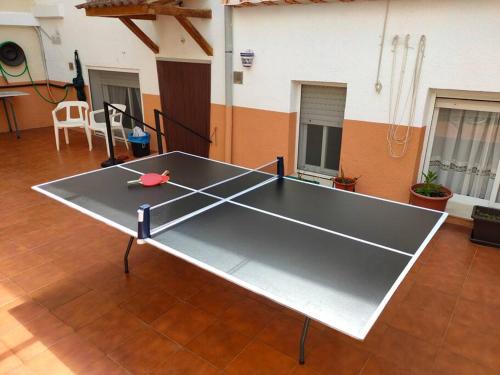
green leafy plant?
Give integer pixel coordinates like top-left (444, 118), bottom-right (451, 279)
top-left (414, 171), bottom-right (446, 197)
top-left (335, 168), bottom-right (360, 184)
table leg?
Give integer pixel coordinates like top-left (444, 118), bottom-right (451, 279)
top-left (2, 98), bottom-right (13, 133)
top-left (7, 99), bottom-right (21, 139)
top-left (124, 236), bottom-right (134, 273)
top-left (299, 317), bottom-right (311, 365)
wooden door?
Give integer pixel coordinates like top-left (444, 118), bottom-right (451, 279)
top-left (156, 60), bottom-right (211, 157)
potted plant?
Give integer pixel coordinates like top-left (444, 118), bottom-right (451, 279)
top-left (333, 168), bottom-right (359, 192)
top-left (470, 205), bottom-right (500, 248)
top-left (409, 170), bottom-right (452, 211)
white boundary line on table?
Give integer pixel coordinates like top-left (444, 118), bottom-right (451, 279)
top-left (120, 157), bottom-right (416, 257)
top-left (283, 175), bottom-right (444, 215)
top-left (175, 150), bottom-right (255, 172)
top-left (118, 165), bottom-right (146, 176)
top-left (118, 150), bottom-right (180, 166)
top-left (32, 150), bottom-right (443, 260)
top-left (31, 185), bottom-right (137, 237)
top-left (176, 150), bottom-right (444, 215)
top-left (228, 200), bottom-right (413, 257)
top-left (32, 151), bottom-right (179, 188)
top-left (147, 211), bottom-right (446, 340)
top-left (33, 149), bottom-right (442, 217)
top-left (145, 236), bottom-right (364, 340)
top-left (149, 159), bottom-right (277, 210)
top-left (357, 211), bottom-right (448, 338)
top-left (150, 176), bottom-right (278, 236)
top-left (31, 150), bottom-right (449, 340)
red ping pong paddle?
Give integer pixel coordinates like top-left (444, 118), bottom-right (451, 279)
top-left (127, 170), bottom-right (170, 187)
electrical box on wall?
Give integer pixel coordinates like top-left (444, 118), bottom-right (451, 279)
top-left (233, 71), bottom-right (243, 84)
top-left (33, 3), bottom-right (64, 19)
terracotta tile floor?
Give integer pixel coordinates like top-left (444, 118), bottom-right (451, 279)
top-left (0, 127), bottom-right (499, 374)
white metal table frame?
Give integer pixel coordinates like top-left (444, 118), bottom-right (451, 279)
top-left (32, 151), bottom-right (447, 365)
top-left (0, 91), bottom-right (29, 138)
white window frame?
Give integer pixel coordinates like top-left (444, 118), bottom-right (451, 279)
top-left (294, 83), bottom-right (347, 178)
top-left (421, 96), bottom-right (500, 215)
top-left (87, 67), bottom-right (144, 138)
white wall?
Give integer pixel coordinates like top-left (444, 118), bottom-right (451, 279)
top-left (0, 25), bottom-right (45, 82)
top-left (36, 0), bottom-right (225, 103)
top-left (0, 0), bottom-right (43, 83)
top-left (37, 0), bottom-right (159, 95)
top-left (0, 0), bottom-right (34, 12)
top-left (154, 0), bottom-right (226, 104)
top-left (232, 0), bottom-right (500, 126)
top-left (6, 0), bottom-right (499, 128)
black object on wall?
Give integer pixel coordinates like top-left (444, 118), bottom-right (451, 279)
top-left (72, 50), bottom-right (86, 101)
top-left (0, 42), bottom-right (25, 67)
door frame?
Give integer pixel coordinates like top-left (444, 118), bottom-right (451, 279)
top-left (156, 57), bottom-right (211, 65)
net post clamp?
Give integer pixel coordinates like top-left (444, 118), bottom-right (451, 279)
top-left (277, 156), bottom-right (284, 179)
top-left (137, 204), bottom-right (151, 244)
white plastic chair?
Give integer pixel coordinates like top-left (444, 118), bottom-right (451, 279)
top-left (52, 101), bottom-right (91, 151)
top-left (88, 104), bottom-right (129, 157)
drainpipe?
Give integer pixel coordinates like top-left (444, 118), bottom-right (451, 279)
top-left (224, 5), bottom-right (233, 163)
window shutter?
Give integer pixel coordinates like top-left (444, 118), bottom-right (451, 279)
top-left (300, 85), bottom-right (346, 128)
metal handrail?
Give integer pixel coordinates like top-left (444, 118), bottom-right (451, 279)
top-left (101, 102), bottom-right (212, 167)
top-left (103, 102), bottom-right (165, 158)
top-left (154, 108), bottom-right (212, 152)
top-left (106, 104), bottom-right (161, 134)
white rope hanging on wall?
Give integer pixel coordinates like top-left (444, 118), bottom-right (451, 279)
top-left (374, 0), bottom-right (391, 93)
top-left (387, 35), bottom-right (426, 158)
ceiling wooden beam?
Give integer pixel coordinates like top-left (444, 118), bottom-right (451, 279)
top-left (83, 4), bottom-right (211, 19)
top-left (119, 17), bottom-right (159, 54)
top-left (86, 5), bottom-right (153, 18)
top-left (153, 5), bottom-right (212, 19)
top-left (150, 0), bottom-right (181, 5)
top-left (175, 15), bottom-right (213, 56)
top-left (108, 14), bottom-right (157, 20)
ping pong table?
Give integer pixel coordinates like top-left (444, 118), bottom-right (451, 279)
top-left (32, 151), bottom-right (447, 364)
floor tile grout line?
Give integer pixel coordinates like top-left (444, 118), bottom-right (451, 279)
top-left (429, 245), bottom-right (479, 374)
top-left (177, 292), bottom-right (273, 366)
top-left (137, 306), bottom-right (223, 372)
top-left (356, 353), bottom-right (374, 375)
top-left (372, 325), bottom-right (438, 373)
top-left (222, 334), bottom-right (260, 371)
top-left (4, 131), bottom-right (492, 375)
top-left (218, 303), bottom-right (296, 371)
top-left (103, 353), bottom-right (133, 375)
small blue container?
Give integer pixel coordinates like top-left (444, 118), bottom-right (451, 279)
top-left (128, 133), bottom-right (150, 157)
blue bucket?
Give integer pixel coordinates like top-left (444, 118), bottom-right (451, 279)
top-left (128, 133), bottom-right (150, 157)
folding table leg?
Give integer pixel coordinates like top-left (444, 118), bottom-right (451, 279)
top-left (7, 99), bottom-right (21, 138)
top-left (2, 99), bottom-right (13, 133)
top-left (124, 236), bottom-right (134, 273)
top-left (299, 317), bottom-right (311, 364)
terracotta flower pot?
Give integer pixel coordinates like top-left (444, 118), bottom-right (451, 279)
top-left (333, 177), bottom-right (357, 192)
top-left (409, 183), bottom-right (453, 211)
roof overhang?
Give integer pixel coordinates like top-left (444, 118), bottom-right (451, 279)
top-left (223, 0), bottom-right (359, 6)
top-left (0, 12), bottom-right (39, 27)
top-left (75, 1), bottom-right (212, 55)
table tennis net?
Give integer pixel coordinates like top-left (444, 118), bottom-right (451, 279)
top-left (148, 159), bottom-right (280, 236)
